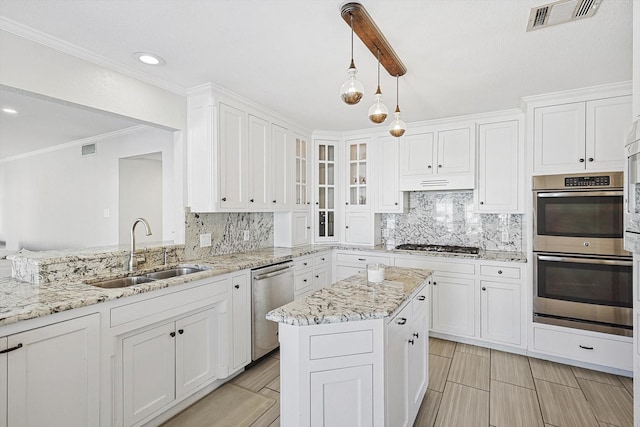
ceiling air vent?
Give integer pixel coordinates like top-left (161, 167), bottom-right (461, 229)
top-left (527, 0), bottom-right (602, 31)
top-left (81, 143), bottom-right (96, 156)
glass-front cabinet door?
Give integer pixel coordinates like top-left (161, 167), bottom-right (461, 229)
top-left (295, 136), bottom-right (309, 208)
top-left (315, 139), bottom-right (337, 241)
top-left (346, 138), bottom-right (369, 208)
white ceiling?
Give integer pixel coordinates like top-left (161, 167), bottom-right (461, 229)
top-left (0, 0), bottom-right (633, 139)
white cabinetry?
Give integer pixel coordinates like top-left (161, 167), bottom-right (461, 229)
top-left (248, 114), bottom-right (270, 209)
top-left (219, 102), bottom-right (249, 209)
top-left (386, 303), bottom-right (411, 427)
top-left (431, 275), bottom-right (476, 337)
top-left (533, 95), bottom-right (632, 173)
top-left (122, 306), bottom-right (222, 426)
top-left (399, 124), bottom-right (475, 191)
top-left (314, 138), bottom-right (339, 242)
top-left (335, 251), bottom-right (392, 282)
top-left (3, 314), bottom-right (100, 427)
top-left (375, 136), bottom-right (407, 213)
top-left (271, 124), bottom-right (291, 209)
top-left (294, 252), bottom-right (331, 299)
top-left (475, 118), bottom-right (522, 212)
top-left (230, 272), bottom-right (250, 371)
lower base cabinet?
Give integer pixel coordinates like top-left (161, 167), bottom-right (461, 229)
top-left (431, 274), bottom-right (475, 337)
top-left (480, 280), bottom-right (521, 345)
top-left (122, 305), bottom-right (224, 426)
top-left (3, 314), bottom-right (100, 427)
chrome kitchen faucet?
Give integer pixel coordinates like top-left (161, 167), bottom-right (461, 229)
top-left (129, 218), bottom-right (152, 271)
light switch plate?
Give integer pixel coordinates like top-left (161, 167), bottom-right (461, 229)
top-left (243, 230), bottom-right (250, 241)
top-left (199, 233), bottom-right (212, 247)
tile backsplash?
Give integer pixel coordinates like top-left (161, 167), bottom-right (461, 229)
top-left (184, 209), bottom-right (274, 259)
top-left (381, 191), bottom-right (524, 252)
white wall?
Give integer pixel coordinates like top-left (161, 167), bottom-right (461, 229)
top-left (0, 127), bottom-right (176, 250)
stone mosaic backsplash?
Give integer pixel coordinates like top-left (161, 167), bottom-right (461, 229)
top-left (184, 209), bottom-right (274, 259)
top-left (381, 191), bottom-right (524, 252)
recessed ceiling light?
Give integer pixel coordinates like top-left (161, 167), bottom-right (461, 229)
top-left (133, 52), bottom-right (166, 66)
top-left (2, 108), bottom-right (17, 114)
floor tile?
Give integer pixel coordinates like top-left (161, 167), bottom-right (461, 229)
top-left (428, 353), bottom-right (452, 392)
top-left (448, 351), bottom-right (490, 391)
top-left (232, 357), bottom-right (280, 392)
top-left (429, 337), bottom-right (456, 358)
top-left (618, 375), bottom-right (633, 396)
top-left (535, 379), bottom-right (599, 427)
top-left (413, 389), bottom-right (442, 427)
top-left (577, 378), bottom-right (633, 427)
top-left (529, 357), bottom-right (579, 388)
top-left (491, 350), bottom-right (535, 389)
top-left (434, 382), bottom-right (489, 427)
top-left (250, 388), bottom-right (280, 427)
top-left (571, 366), bottom-right (622, 387)
top-left (489, 380), bottom-right (544, 427)
top-left (456, 342), bottom-right (490, 358)
top-left (265, 375), bottom-right (280, 392)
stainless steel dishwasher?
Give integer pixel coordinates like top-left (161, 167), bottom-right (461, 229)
top-left (251, 260), bottom-right (294, 361)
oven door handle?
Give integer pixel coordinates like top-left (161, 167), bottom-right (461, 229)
top-left (536, 254), bottom-right (632, 267)
top-left (536, 190), bottom-right (623, 198)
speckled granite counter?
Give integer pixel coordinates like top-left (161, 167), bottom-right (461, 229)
top-left (266, 267), bottom-right (431, 326)
top-left (334, 244), bottom-right (527, 263)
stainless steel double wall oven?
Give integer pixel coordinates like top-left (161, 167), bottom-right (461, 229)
top-left (533, 172), bottom-right (632, 336)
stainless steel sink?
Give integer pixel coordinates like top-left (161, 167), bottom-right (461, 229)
top-left (90, 275), bottom-right (156, 289)
top-left (144, 267), bottom-right (207, 280)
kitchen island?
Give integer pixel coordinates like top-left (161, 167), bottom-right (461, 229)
top-left (267, 267), bottom-right (432, 427)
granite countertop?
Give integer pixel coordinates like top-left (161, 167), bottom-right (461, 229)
top-left (0, 244), bottom-right (525, 328)
top-left (335, 244), bottom-right (527, 263)
top-left (266, 267), bottom-right (432, 326)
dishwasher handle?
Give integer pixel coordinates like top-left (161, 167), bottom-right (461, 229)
top-left (253, 265), bottom-right (294, 281)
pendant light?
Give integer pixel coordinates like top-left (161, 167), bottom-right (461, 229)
top-left (340, 13), bottom-right (364, 105)
top-left (389, 76), bottom-right (406, 137)
top-left (367, 49), bottom-right (389, 124)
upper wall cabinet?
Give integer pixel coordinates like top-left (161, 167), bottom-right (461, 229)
top-left (374, 136), bottom-right (407, 213)
top-left (533, 95), bottom-right (632, 174)
top-left (187, 87), bottom-right (306, 212)
top-left (345, 138), bottom-right (370, 210)
top-left (398, 123), bottom-right (475, 191)
top-left (475, 118), bottom-right (523, 213)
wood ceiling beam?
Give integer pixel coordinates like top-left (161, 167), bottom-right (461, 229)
top-left (340, 2), bottom-right (407, 77)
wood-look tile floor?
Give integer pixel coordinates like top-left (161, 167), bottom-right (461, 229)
top-left (166, 338), bottom-right (634, 427)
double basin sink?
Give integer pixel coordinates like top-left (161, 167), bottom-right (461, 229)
top-left (89, 266), bottom-right (208, 289)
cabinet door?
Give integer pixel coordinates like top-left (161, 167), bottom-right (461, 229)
top-left (480, 280), bottom-right (521, 345)
top-left (123, 321), bottom-right (176, 426)
top-left (533, 102), bottom-right (586, 173)
top-left (231, 273), bottom-right (251, 371)
top-left (310, 365), bottom-right (374, 427)
top-left (431, 275), bottom-right (475, 336)
top-left (248, 114), bottom-right (270, 209)
top-left (294, 136), bottom-right (310, 207)
top-left (408, 310), bottom-right (429, 421)
top-left (292, 211), bottom-right (311, 246)
top-left (345, 211), bottom-right (373, 245)
top-left (436, 127), bottom-right (473, 174)
top-left (8, 314), bottom-right (100, 427)
top-left (376, 136), bottom-right (406, 213)
top-left (175, 308), bottom-right (218, 398)
top-left (386, 306), bottom-right (411, 427)
top-left (313, 268), bottom-right (330, 291)
top-left (346, 138), bottom-right (370, 209)
top-left (399, 132), bottom-right (435, 178)
top-left (0, 337), bottom-right (6, 427)
top-left (219, 102), bottom-right (248, 209)
top-left (476, 120), bottom-right (520, 212)
top-left (315, 139), bottom-right (338, 242)
top-left (272, 124), bottom-right (290, 209)
top-left (585, 96), bottom-right (632, 171)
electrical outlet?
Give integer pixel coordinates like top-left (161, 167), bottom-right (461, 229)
top-left (501, 231), bottom-right (509, 243)
top-left (199, 233), bottom-right (212, 247)
top-left (382, 229), bottom-right (390, 238)
top-left (243, 230), bottom-right (250, 241)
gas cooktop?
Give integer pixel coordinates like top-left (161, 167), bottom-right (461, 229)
top-left (394, 244), bottom-right (480, 255)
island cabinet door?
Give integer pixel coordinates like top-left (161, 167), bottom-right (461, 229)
top-left (0, 337), bottom-right (6, 427)
top-left (386, 305), bottom-right (411, 427)
top-left (310, 364), bottom-right (374, 427)
top-left (408, 309), bottom-right (429, 420)
top-left (7, 314), bottom-right (100, 427)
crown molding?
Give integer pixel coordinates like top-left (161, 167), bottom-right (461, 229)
top-left (0, 125), bottom-right (150, 164)
top-left (520, 81), bottom-right (632, 111)
top-left (0, 17), bottom-right (187, 97)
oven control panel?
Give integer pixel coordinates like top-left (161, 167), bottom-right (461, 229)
top-left (564, 176), bottom-right (610, 187)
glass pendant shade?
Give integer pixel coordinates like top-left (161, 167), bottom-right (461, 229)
top-left (368, 89), bottom-right (388, 123)
top-left (340, 63), bottom-right (364, 105)
top-left (389, 106), bottom-right (406, 137)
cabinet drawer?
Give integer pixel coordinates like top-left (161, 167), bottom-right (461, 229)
top-left (111, 278), bottom-right (227, 327)
top-left (394, 256), bottom-right (475, 275)
top-left (532, 326), bottom-right (632, 370)
top-left (411, 285), bottom-right (429, 316)
top-left (309, 329), bottom-right (374, 360)
top-left (295, 271), bottom-right (313, 292)
top-left (336, 252), bottom-right (391, 267)
top-left (479, 265), bottom-right (520, 279)
top-left (336, 265), bottom-right (365, 281)
top-left (294, 256), bottom-right (313, 271)
top-left (314, 252), bottom-right (331, 268)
